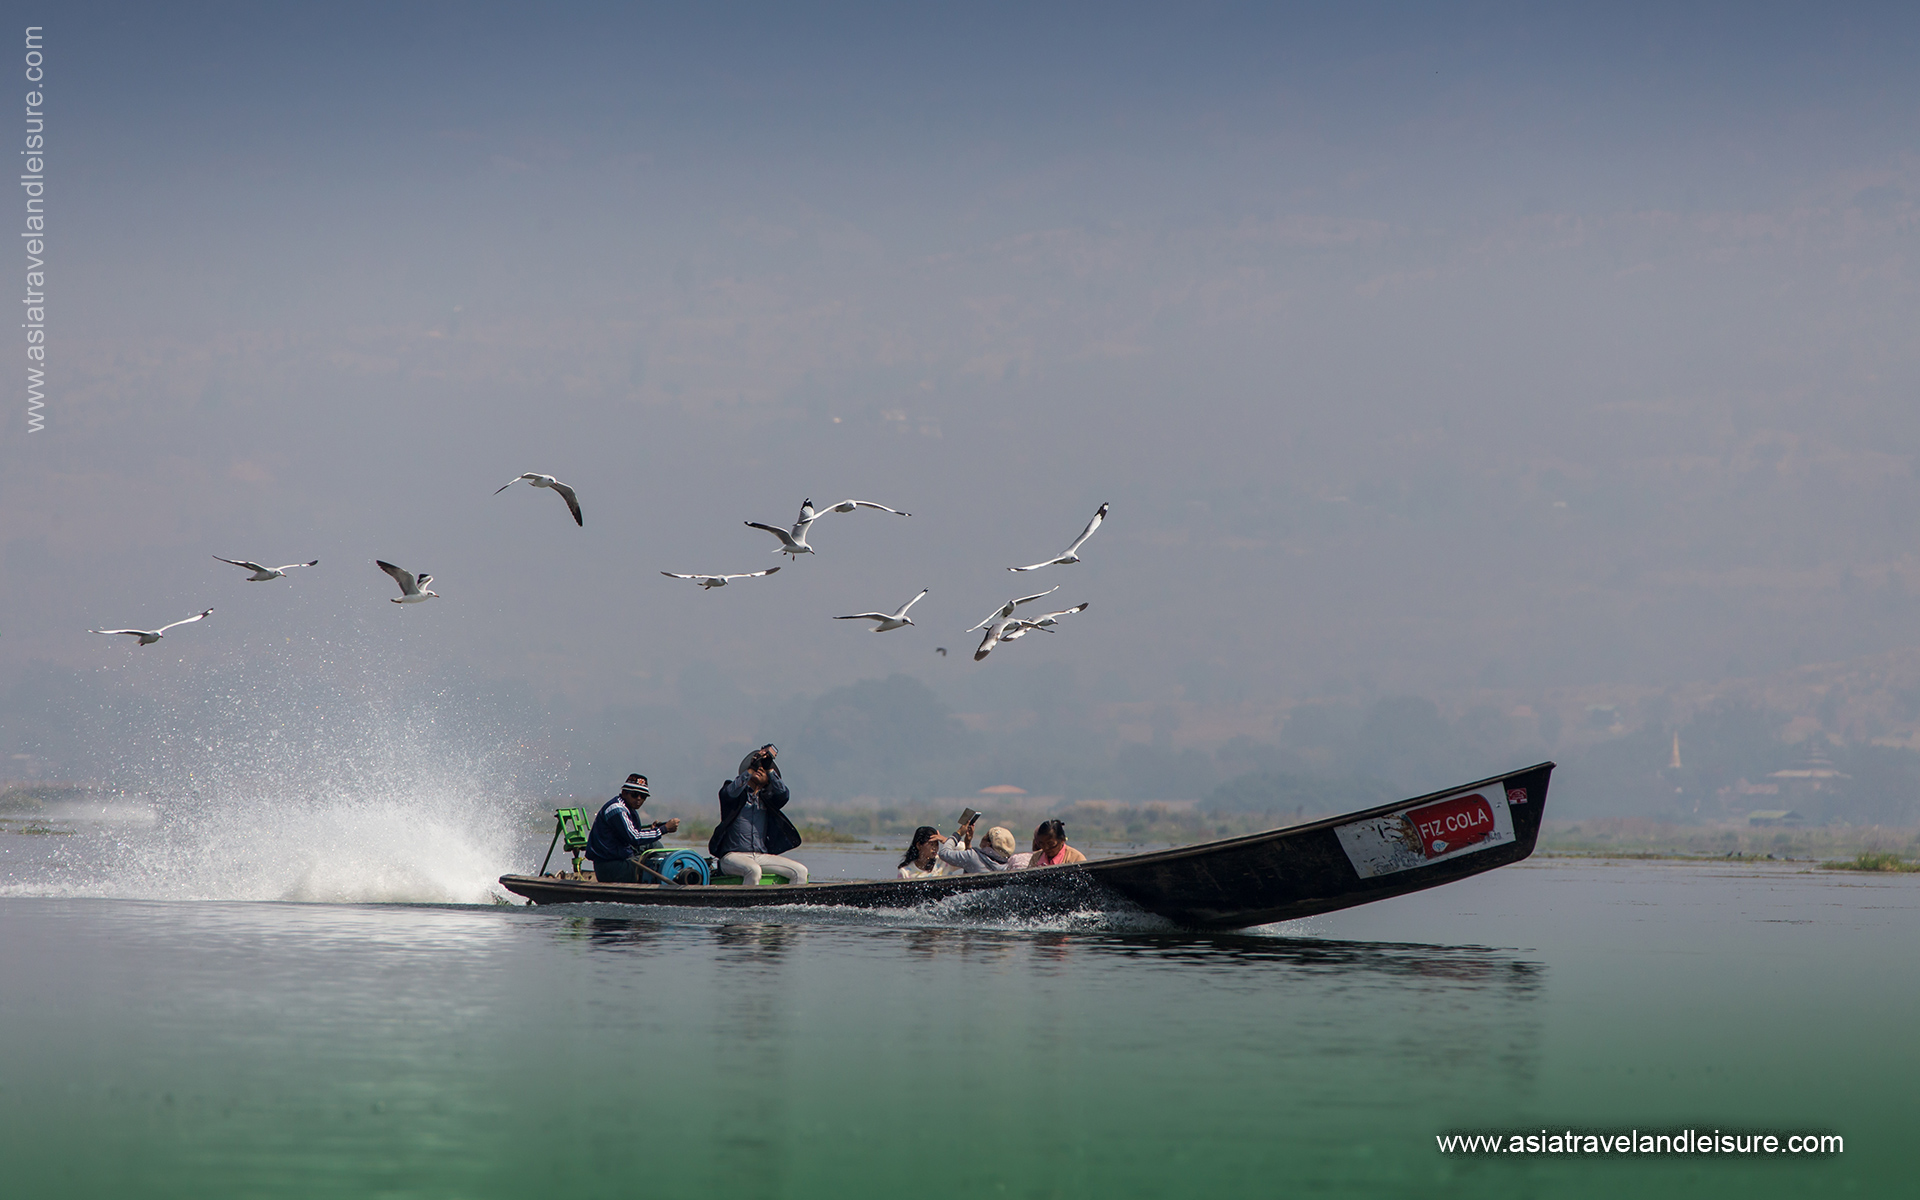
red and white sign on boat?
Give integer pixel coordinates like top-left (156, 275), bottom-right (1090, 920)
top-left (1333, 784), bottom-right (1518, 879)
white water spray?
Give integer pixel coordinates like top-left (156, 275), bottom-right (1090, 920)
top-left (12, 650), bottom-right (549, 904)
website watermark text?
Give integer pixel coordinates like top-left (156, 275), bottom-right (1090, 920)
top-left (23, 24), bottom-right (45, 432)
top-left (1438, 1128), bottom-right (1842, 1156)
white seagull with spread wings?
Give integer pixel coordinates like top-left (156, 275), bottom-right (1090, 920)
top-left (89, 608), bottom-right (214, 646)
top-left (746, 498), bottom-right (824, 557)
top-left (964, 586), bottom-right (1059, 633)
top-left (835, 588), bottom-right (927, 632)
top-left (967, 586), bottom-right (1061, 661)
top-left (746, 497), bottom-right (911, 556)
top-left (813, 498), bottom-right (911, 518)
top-left (495, 473), bottom-right (584, 527)
top-left (1009, 502), bottom-right (1110, 571)
top-left (999, 602), bottom-right (1090, 641)
top-left (212, 555), bottom-right (319, 582)
top-left (661, 568), bottom-right (782, 590)
top-left (377, 560), bottom-right (440, 603)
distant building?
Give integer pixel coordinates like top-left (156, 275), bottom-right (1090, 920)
top-left (977, 785), bottom-right (1027, 796)
top-left (1747, 810), bottom-right (1806, 827)
top-left (1768, 752), bottom-right (1848, 802)
top-left (1668, 733), bottom-right (1683, 771)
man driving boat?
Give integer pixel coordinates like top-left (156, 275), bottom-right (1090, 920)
top-left (587, 773), bottom-right (681, 882)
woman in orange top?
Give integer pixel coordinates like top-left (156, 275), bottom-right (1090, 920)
top-left (1028, 819), bottom-right (1087, 867)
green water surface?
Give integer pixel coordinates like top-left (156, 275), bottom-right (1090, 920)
top-left (0, 857), bottom-right (1910, 1198)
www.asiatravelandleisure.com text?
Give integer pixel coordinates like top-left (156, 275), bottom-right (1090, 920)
top-left (1437, 1129), bottom-right (1842, 1155)
top-left (22, 25), bottom-right (45, 432)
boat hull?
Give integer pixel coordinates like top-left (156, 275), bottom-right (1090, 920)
top-left (500, 763), bottom-right (1553, 930)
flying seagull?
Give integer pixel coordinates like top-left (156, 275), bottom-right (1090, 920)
top-left (1009, 502), bottom-right (1110, 571)
top-left (377, 560), bottom-right (440, 604)
top-left (495, 473), bottom-right (583, 527)
top-left (89, 608), bottom-right (214, 647)
top-left (746, 498), bottom-right (824, 557)
top-left (814, 498), bottom-right (912, 518)
top-left (834, 588), bottom-right (927, 632)
top-left (212, 555), bottom-right (319, 582)
top-left (661, 567), bottom-right (781, 590)
top-left (1023, 602), bottom-right (1090, 630)
top-left (965, 586), bottom-right (1060, 633)
top-left (999, 602), bottom-right (1089, 642)
top-left (968, 587), bottom-right (1061, 661)
top-left (936, 647), bottom-right (948, 656)
top-left (973, 612), bottom-right (1019, 661)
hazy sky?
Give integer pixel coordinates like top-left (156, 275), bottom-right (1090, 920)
top-left (5, 3), bottom-right (1920, 787)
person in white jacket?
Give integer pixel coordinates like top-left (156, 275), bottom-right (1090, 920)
top-left (897, 826), bottom-right (955, 878)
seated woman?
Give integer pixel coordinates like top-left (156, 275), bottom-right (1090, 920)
top-left (936, 822), bottom-right (1018, 873)
top-left (897, 826), bottom-right (954, 878)
top-left (1028, 819), bottom-right (1087, 867)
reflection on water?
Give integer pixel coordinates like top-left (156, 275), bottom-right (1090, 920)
top-left (711, 919), bottom-right (802, 966)
top-left (540, 911), bottom-right (1548, 1108)
top-left (556, 911), bottom-right (1542, 995)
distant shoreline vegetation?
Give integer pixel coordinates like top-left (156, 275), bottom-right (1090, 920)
top-left (523, 804), bottom-right (1920, 865)
top-left (0, 783), bottom-right (95, 813)
top-left (1540, 817), bottom-right (1920, 864)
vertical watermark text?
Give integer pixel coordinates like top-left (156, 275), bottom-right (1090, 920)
top-left (23, 25), bottom-right (45, 432)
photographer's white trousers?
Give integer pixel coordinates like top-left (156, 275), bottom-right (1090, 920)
top-left (717, 851), bottom-right (810, 886)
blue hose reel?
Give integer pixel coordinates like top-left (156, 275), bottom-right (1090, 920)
top-left (640, 849), bottom-right (711, 885)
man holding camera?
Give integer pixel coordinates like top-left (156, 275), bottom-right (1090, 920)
top-left (708, 744), bottom-right (810, 885)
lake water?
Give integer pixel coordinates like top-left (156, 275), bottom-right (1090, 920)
top-left (1, 824), bottom-right (1913, 1197)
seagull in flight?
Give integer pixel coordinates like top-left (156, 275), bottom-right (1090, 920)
top-left (814, 498), bottom-right (912, 518)
top-left (746, 498), bottom-right (824, 557)
top-left (495, 473), bottom-right (583, 527)
top-left (377, 560), bottom-right (440, 603)
top-left (999, 602), bottom-right (1090, 641)
top-left (973, 613), bottom-right (1019, 661)
top-left (1009, 502), bottom-right (1110, 571)
top-left (661, 567), bottom-right (781, 590)
top-left (89, 608), bottom-right (213, 647)
top-left (968, 587), bottom-right (1061, 661)
top-left (212, 555), bottom-right (319, 582)
top-left (965, 586), bottom-right (1060, 633)
top-left (1023, 602), bottom-right (1090, 630)
top-left (835, 588), bottom-right (927, 632)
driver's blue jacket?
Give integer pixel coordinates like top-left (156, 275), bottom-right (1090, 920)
top-left (586, 796), bottom-right (667, 863)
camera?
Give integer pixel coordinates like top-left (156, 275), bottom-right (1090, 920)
top-left (749, 745), bottom-right (777, 770)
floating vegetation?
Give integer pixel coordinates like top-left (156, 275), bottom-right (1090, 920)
top-left (1821, 851), bottom-right (1920, 873)
top-left (0, 817), bottom-right (73, 836)
top-left (794, 825), bottom-right (864, 844)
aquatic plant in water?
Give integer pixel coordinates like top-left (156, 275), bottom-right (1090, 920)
top-left (1822, 851), bottom-right (1920, 873)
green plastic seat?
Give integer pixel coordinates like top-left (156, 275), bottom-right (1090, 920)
top-left (709, 872), bottom-right (787, 885)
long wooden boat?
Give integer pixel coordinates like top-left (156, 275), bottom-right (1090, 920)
top-left (499, 762), bottom-right (1553, 930)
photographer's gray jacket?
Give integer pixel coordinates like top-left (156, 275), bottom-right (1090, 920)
top-left (709, 772), bottom-right (801, 858)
